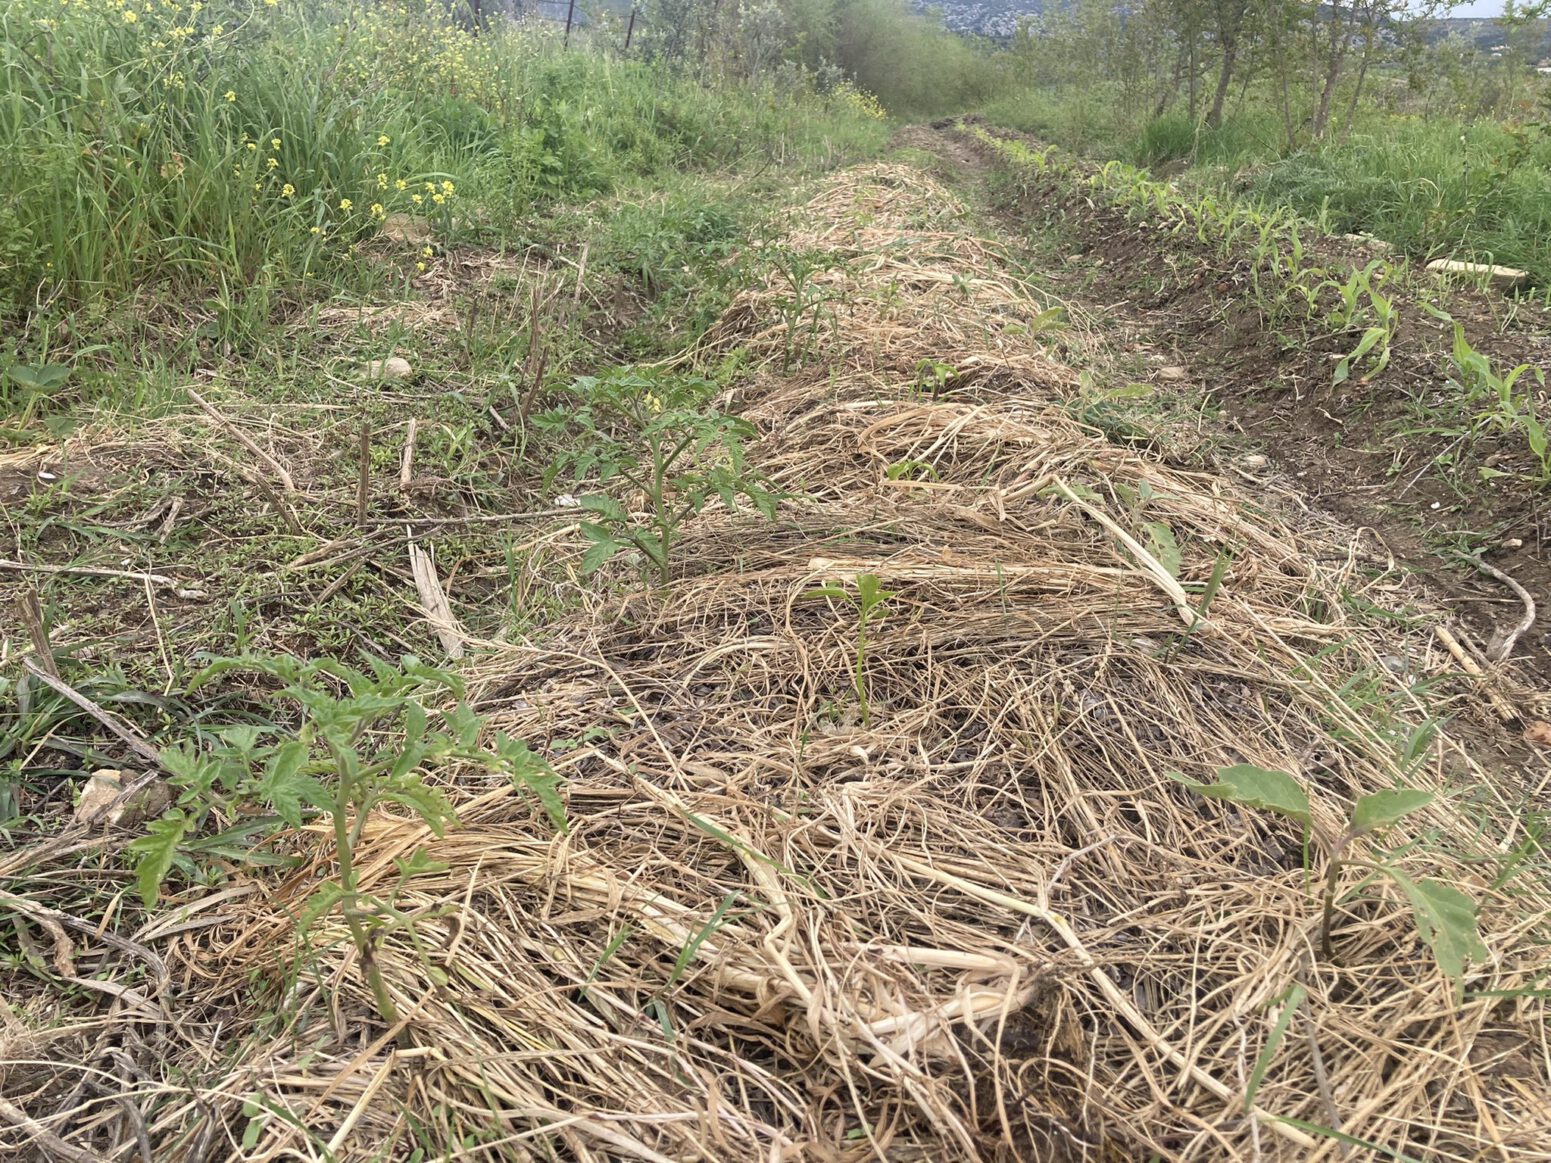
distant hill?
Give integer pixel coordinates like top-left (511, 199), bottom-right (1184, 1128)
top-left (912, 0), bottom-right (1046, 40)
top-left (913, 0), bottom-right (1549, 57)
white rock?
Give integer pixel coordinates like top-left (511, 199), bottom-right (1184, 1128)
top-left (75, 769), bottom-right (124, 824)
top-left (364, 357), bottom-right (413, 380)
top-left (1240, 454), bottom-right (1268, 470)
top-left (1425, 259), bottom-right (1528, 293)
top-left (1157, 366), bottom-right (1187, 381)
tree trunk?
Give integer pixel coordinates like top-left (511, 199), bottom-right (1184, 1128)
top-left (1188, 36), bottom-right (1200, 120)
top-left (1341, 19), bottom-right (1379, 139)
top-left (1207, 38), bottom-right (1239, 128)
top-left (1311, 14), bottom-right (1355, 140)
top-left (1156, 44), bottom-right (1188, 118)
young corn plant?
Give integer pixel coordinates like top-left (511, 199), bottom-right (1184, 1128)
top-left (1327, 260), bottom-right (1398, 385)
top-left (130, 654), bottom-right (563, 1029)
top-left (802, 573), bottom-right (897, 728)
top-left (538, 367), bottom-right (780, 584)
top-left (1432, 313), bottom-right (1551, 480)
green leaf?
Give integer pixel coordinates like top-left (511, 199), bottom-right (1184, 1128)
top-left (254, 739), bottom-right (312, 827)
top-left (579, 494), bottom-right (628, 522)
top-left (1350, 789), bottom-right (1434, 837)
top-left (1097, 382), bottom-right (1156, 401)
top-left (799, 584), bottom-right (850, 602)
top-left (128, 811), bottom-right (192, 908)
top-left (8, 363), bottom-right (71, 392)
top-left (495, 734), bottom-right (567, 831)
top-left (1245, 982), bottom-right (1306, 1110)
top-left (1387, 871), bottom-right (1488, 982)
top-left (381, 782), bottom-right (455, 834)
top-left (580, 528), bottom-right (623, 573)
top-left (1168, 764), bottom-right (1311, 827)
top-left (1143, 521), bottom-right (1182, 579)
top-left (394, 848), bottom-right (451, 879)
top-left (855, 573), bottom-right (897, 613)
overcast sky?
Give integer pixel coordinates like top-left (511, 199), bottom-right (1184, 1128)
top-left (1448, 0), bottom-right (1506, 14)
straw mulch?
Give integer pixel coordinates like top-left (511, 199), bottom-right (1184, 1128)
top-left (5, 165), bottom-right (1549, 1162)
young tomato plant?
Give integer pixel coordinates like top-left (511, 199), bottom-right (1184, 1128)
top-left (1168, 764), bottom-right (1486, 987)
top-left (801, 573), bottom-right (897, 727)
top-left (130, 653), bottom-right (563, 1028)
top-left (538, 367), bottom-right (779, 584)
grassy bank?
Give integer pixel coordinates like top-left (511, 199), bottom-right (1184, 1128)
top-left (981, 84), bottom-right (1551, 287)
top-left (1, 0), bottom-right (891, 387)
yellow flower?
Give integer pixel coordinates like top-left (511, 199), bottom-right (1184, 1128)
top-left (281, 183), bottom-right (295, 197)
top-left (424, 181), bottom-right (436, 193)
top-left (122, 8), bottom-right (136, 19)
top-left (440, 180), bottom-right (454, 195)
top-left (416, 261), bottom-right (426, 272)
top-left (271, 138), bottom-right (281, 149)
top-left (377, 134), bottom-right (390, 147)
top-left (339, 198), bottom-right (353, 211)
top-left (411, 194), bottom-right (422, 205)
top-left (421, 245), bottom-right (433, 257)
top-left (394, 179), bottom-right (407, 191)
top-left (376, 173), bottom-right (388, 189)
top-left (246, 142), bottom-right (257, 151)
top-left (267, 157), bottom-right (278, 169)
top-left (211, 22), bottom-right (222, 34)
top-left (371, 203), bottom-right (385, 218)
top-left (310, 225), bottom-right (321, 234)
top-left (432, 193), bottom-right (445, 205)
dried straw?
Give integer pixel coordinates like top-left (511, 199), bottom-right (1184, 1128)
top-left (4, 164), bottom-right (1548, 1163)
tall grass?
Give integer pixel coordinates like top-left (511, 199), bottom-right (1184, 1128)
top-left (979, 81), bottom-right (1551, 286)
top-left (0, 0), bottom-right (889, 328)
top-left (1238, 118), bottom-right (1551, 284)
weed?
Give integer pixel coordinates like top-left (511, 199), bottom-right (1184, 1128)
top-left (1169, 764), bottom-right (1486, 984)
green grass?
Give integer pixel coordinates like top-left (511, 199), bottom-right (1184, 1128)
top-left (979, 83), bottom-right (1551, 287)
top-left (0, 0), bottom-right (891, 376)
top-left (1236, 117), bottom-right (1551, 285)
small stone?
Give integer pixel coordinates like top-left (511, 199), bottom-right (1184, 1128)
top-left (1157, 366), bottom-right (1187, 381)
top-left (74, 770), bottom-right (171, 827)
top-left (1240, 454), bottom-right (1269, 470)
top-left (381, 214), bottom-right (431, 246)
top-left (75, 768), bottom-right (124, 824)
top-left (364, 357), bottom-right (413, 380)
top-left (1503, 538), bottom-right (1524, 549)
